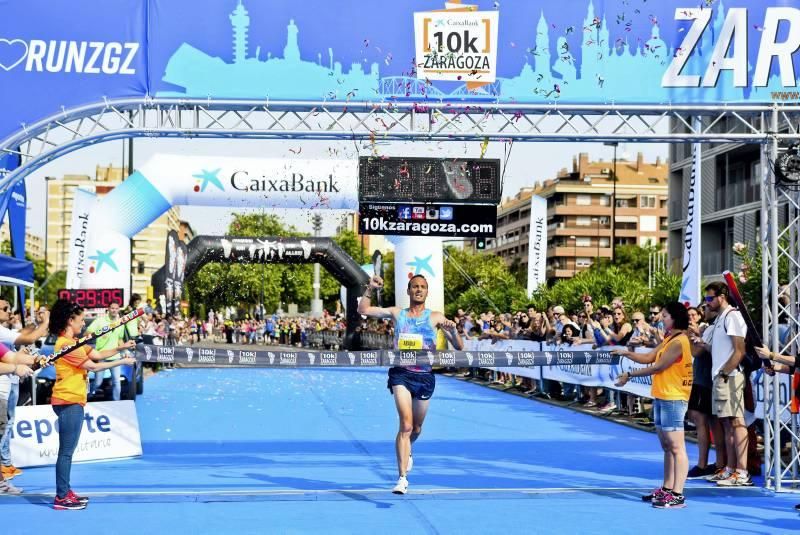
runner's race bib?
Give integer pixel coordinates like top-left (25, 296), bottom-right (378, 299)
top-left (398, 333), bottom-right (424, 350)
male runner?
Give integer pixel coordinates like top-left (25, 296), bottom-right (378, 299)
top-left (357, 274), bottom-right (463, 494)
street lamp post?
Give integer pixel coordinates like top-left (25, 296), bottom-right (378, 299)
top-left (311, 214), bottom-right (323, 317)
top-left (604, 142), bottom-right (618, 264)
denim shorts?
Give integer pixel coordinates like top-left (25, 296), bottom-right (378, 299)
top-left (653, 398), bottom-right (688, 432)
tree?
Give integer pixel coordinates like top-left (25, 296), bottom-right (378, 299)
top-left (442, 246), bottom-right (528, 317)
top-left (186, 213), bottom-right (307, 314)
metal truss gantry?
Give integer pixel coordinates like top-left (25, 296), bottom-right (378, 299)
top-left (762, 107), bottom-right (800, 493)
top-left (2, 97), bottom-right (800, 493)
top-left (3, 97), bottom-right (800, 190)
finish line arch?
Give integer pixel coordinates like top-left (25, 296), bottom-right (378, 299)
top-left (152, 235), bottom-right (370, 349)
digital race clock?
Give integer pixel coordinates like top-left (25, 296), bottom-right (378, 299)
top-left (57, 289), bottom-right (124, 308)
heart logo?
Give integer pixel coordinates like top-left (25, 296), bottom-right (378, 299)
top-left (0, 38), bottom-right (28, 72)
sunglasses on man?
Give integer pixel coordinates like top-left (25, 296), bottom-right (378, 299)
top-left (704, 295), bottom-right (718, 303)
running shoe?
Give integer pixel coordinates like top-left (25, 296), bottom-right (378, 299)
top-left (67, 490), bottom-right (90, 505)
top-left (641, 487), bottom-right (668, 502)
top-left (392, 476), bottom-right (409, 495)
top-left (1, 465), bottom-right (22, 479)
top-left (652, 492), bottom-right (686, 509)
top-left (794, 503), bottom-right (800, 511)
top-left (53, 494), bottom-right (86, 510)
top-left (0, 479), bottom-right (22, 495)
top-left (716, 472), bottom-right (754, 487)
top-left (706, 468), bottom-right (731, 482)
top-left (687, 465), bottom-right (718, 479)
top-left (407, 454), bottom-right (413, 474)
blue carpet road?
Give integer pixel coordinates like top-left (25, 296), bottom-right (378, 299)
top-left (1, 367), bottom-right (797, 534)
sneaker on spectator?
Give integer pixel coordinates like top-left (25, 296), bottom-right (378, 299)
top-left (687, 465), bottom-right (717, 479)
top-left (716, 471), bottom-right (753, 487)
top-left (53, 494), bottom-right (86, 510)
top-left (652, 492), bottom-right (686, 509)
top-left (392, 476), bottom-right (409, 495)
top-left (706, 467), bottom-right (731, 482)
top-left (641, 487), bottom-right (668, 502)
top-left (1, 465), bottom-right (22, 479)
top-left (0, 479), bottom-right (23, 495)
top-left (67, 490), bottom-right (90, 505)
top-left (599, 402), bottom-right (617, 413)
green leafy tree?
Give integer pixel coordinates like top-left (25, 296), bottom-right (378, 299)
top-left (186, 213), bottom-right (307, 314)
top-left (442, 246), bottom-right (528, 317)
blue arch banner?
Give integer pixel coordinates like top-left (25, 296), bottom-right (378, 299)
top-left (1, 0), bottom-right (799, 144)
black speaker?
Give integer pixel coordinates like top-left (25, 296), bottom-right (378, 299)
top-left (775, 143), bottom-right (800, 185)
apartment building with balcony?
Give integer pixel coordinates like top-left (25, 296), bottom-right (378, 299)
top-left (479, 152), bottom-right (668, 281)
top-left (664, 114), bottom-right (797, 279)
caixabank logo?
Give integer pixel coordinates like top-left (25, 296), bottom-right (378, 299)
top-left (0, 38), bottom-right (140, 74)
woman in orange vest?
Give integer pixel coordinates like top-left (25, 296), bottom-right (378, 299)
top-left (48, 299), bottom-right (135, 510)
top-left (613, 302), bottom-right (693, 509)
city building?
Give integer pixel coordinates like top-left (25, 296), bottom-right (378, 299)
top-left (0, 225), bottom-right (45, 261)
top-left (46, 165), bottom-right (183, 298)
top-left (479, 152), bottom-right (668, 281)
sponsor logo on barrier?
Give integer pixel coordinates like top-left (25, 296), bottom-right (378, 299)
top-left (557, 352), bottom-right (574, 365)
top-left (238, 350), bottom-right (257, 364)
top-left (465, 352), bottom-right (474, 366)
top-left (426, 351), bottom-right (436, 366)
top-left (268, 352), bottom-right (276, 365)
top-left (439, 352), bottom-right (456, 366)
top-left (157, 347), bottom-right (175, 363)
top-left (399, 352), bottom-right (417, 366)
top-left (517, 352), bottom-right (534, 366)
top-left (347, 352), bottom-right (356, 365)
top-left (198, 348), bottom-right (216, 364)
top-left (185, 347), bottom-right (194, 363)
top-left (144, 346), bottom-right (152, 361)
top-left (545, 352), bottom-right (554, 365)
top-left (279, 352), bottom-right (297, 365)
top-left (360, 352), bottom-right (379, 366)
top-left (307, 352), bottom-right (316, 365)
top-left (227, 350), bottom-right (235, 364)
top-left (595, 352), bottom-right (614, 365)
top-left (387, 351), bottom-right (396, 366)
top-left (478, 352), bottom-right (494, 366)
top-left (320, 352), bottom-right (337, 366)
top-left (505, 352), bottom-right (514, 366)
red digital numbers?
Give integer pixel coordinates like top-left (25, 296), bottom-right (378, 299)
top-left (57, 289), bottom-right (124, 308)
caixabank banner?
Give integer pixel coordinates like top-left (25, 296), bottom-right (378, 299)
top-left (2, 1), bottom-right (800, 148)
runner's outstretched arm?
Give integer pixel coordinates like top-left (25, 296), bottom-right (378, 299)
top-left (357, 276), bottom-right (400, 320)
